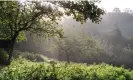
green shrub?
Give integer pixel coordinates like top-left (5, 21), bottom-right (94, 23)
top-left (13, 50), bottom-right (44, 62)
top-left (0, 48), bottom-right (8, 65)
top-left (22, 52), bottom-right (44, 62)
top-left (0, 57), bottom-right (133, 80)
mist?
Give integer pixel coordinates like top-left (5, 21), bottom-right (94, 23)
top-left (13, 9), bottom-right (133, 68)
top-left (2, 1), bottom-right (133, 80)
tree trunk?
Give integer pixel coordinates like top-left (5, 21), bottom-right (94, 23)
top-left (66, 53), bottom-right (70, 64)
top-left (6, 32), bottom-right (19, 65)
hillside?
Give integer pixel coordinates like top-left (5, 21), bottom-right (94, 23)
top-left (61, 12), bottom-right (133, 39)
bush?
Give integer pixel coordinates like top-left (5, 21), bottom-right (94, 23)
top-left (0, 48), bottom-right (8, 65)
top-left (0, 57), bottom-right (133, 80)
top-left (13, 50), bottom-right (44, 62)
top-left (22, 52), bottom-right (44, 62)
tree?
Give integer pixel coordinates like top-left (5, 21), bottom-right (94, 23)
top-left (123, 8), bottom-right (132, 13)
top-left (0, 1), bottom-right (104, 65)
top-left (113, 8), bottom-right (121, 13)
top-left (53, 35), bottom-right (101, 63)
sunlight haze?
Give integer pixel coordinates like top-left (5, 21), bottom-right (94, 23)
top-left (99, 0), bottom-right (133, 12)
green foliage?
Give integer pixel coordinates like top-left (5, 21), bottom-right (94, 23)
top-left (0, 1), bottom-right (104, 64)
top-left (0, 57), bottom-right (133, 80)
top-left (0, 1), bottom-right (19, 39)
top-left (52, 35), bottom-right (101, 62)
top-left (0, 49), bottom-right (8, 64)
top-left (122, 45), bottom-right (133, 60)
top-left (23, 53), bottom-right (44, 62)
top-left (16, 31), bottom-right (27, 42)
top-left (53, 0), bottom-right (105, 23)
top-left (13, 50), bottom-right (44, 62)
top-left (0, 0), bottom-right (104, 41)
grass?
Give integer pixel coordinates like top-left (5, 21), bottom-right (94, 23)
top-left (0, 56), bottom-right (133, 80)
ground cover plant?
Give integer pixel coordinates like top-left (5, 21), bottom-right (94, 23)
top-left (0, 57), bottom-right (133, 80)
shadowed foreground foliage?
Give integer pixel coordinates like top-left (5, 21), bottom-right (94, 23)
top-left (0, 57), bottom-right (133, 80)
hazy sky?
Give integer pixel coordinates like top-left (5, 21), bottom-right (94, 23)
top-left (99, 0), bottom-right (133, 12)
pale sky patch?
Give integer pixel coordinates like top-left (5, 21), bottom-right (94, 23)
top-left (99, 0), bottom-right (133, 12)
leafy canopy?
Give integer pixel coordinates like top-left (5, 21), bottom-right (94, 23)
top-left (0, 1), bottom-right (104, 42)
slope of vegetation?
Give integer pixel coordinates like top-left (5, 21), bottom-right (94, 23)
top-left (0, 57), bottom-right (133, 80)
top-left (12, 50), bottom-right (56, 62)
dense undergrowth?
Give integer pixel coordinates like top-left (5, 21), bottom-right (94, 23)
top-left (0, 57), bottom-right (133, 80)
